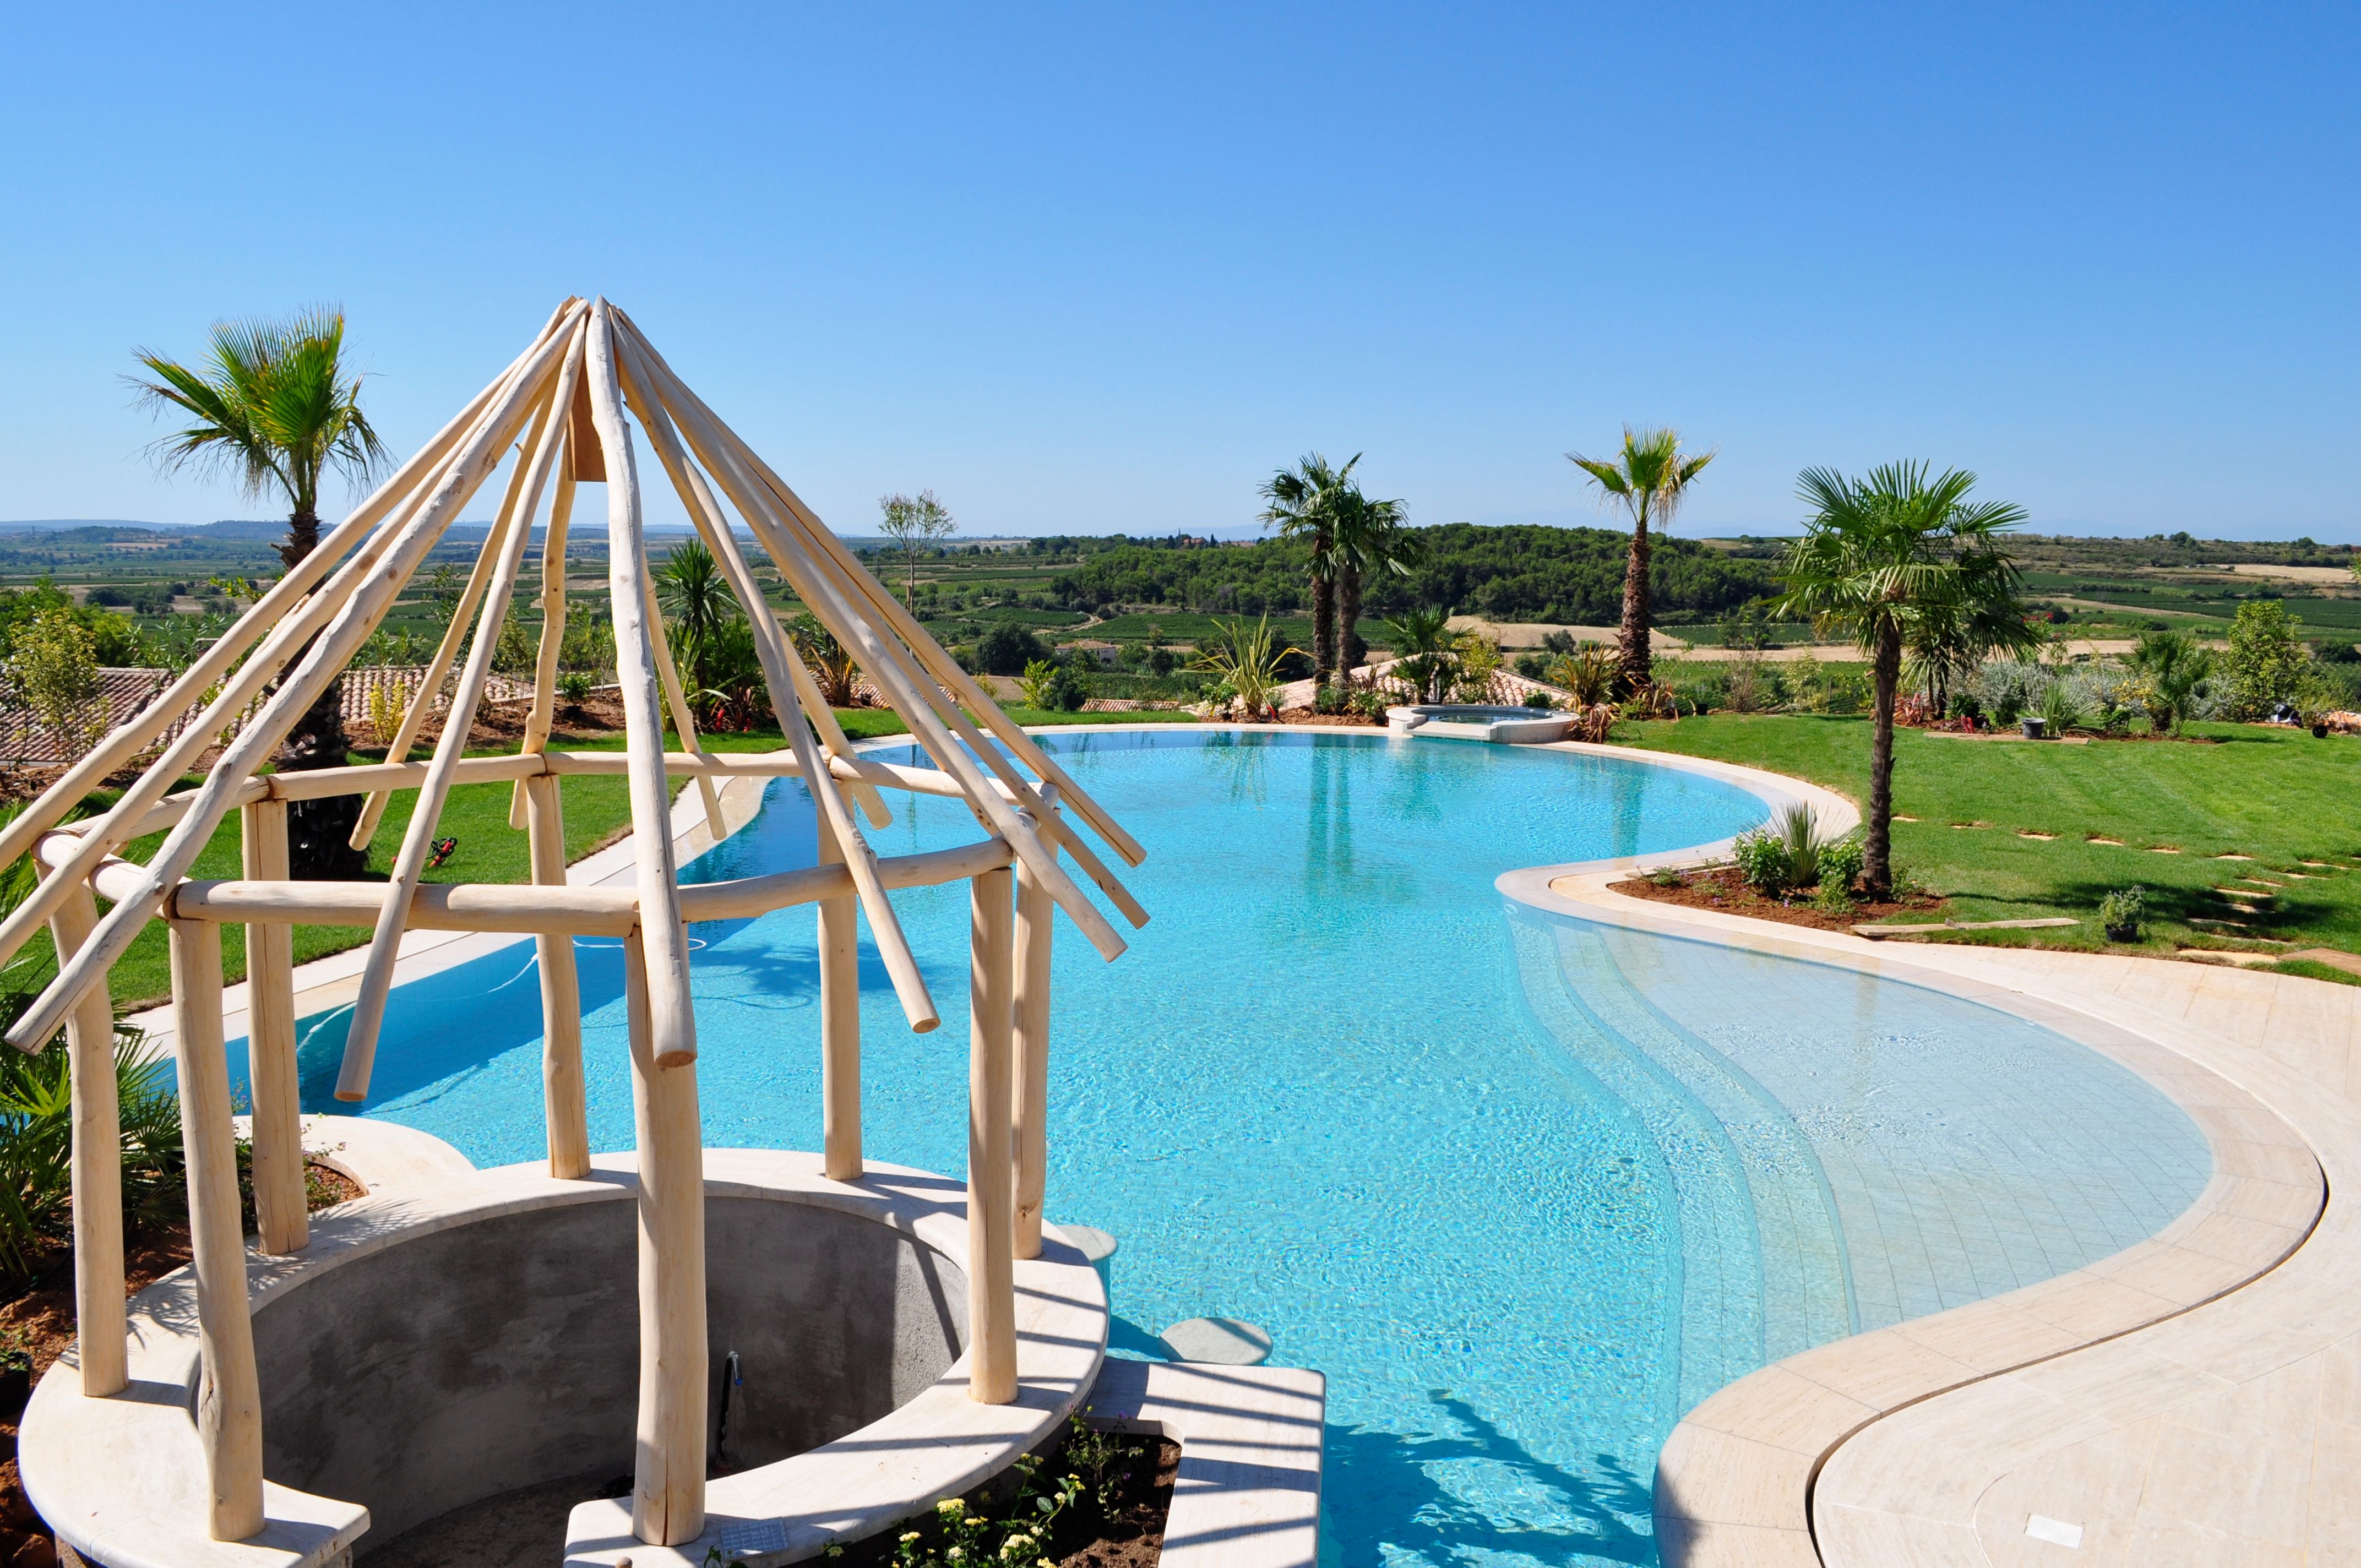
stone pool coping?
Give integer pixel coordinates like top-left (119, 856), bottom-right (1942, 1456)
top-left (1494, 741), bottom-right (2352, 1566)
top-left (26, 1140), bottom-right (1109, 1568)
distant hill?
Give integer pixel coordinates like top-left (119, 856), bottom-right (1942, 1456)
top-left (0, 518), bottom-right (286, 537)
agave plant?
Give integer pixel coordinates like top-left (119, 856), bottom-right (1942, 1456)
top-left (1192, 615), bottom-right (1299, 720)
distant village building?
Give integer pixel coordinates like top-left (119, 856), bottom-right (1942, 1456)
top-left (1059, 639), bottom-right (1122, 667)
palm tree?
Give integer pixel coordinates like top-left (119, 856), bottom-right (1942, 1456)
top-left (129, 308), bottom-right (388, 877)
top-left (2130, 629), bottom-right (2212, 734)
top-left (1259, 454), bottom-right (1359, 687)
top-left (1385, 606), bottom-right (1459, 703)
top-left (1332, 490), bottom-right (1419, 678)
top-left (1776, 462), bottom-right (2038, 897)
top-left (653, 538), bottom-right (737, 693)
top-left (1568, 428), bottom-right (1714, 695)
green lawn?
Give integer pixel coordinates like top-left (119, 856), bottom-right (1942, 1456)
top-left (1618, 714), bottom-right (2361, 961)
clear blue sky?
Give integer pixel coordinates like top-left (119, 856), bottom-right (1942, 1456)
top-left (3, 3), bottom-right (2354, 541)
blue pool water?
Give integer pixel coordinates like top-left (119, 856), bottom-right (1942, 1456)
top-left (270, 731), bottom-right (2213, 1567)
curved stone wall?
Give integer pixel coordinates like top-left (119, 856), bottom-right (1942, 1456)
top-left (252, 1191), bottom-right (967, 1547)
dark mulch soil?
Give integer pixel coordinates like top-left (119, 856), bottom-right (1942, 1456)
top-left (0, 1163), bottom-right (360, 1567)
top-left (1614, 864), bottom-right (1947, 933)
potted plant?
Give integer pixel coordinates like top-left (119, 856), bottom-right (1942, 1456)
top-left (2099, 886), bottom-right (2146, 943)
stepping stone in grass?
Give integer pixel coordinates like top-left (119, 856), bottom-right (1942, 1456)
top-left (2239, 878), bottom-right (2283, 888)
top-left (2148, 846), bottom-right (2183, 854)
top-left (1893, 814), bottom-right (1919, 821)
top-left (2088, 836), bottom-right (2125, 845)
top-left (2302, 861), bottom-right (2339, 869)
top-left (2288, 948), bottom-right (2361, 978)
top-left (2215, 853), bottom-right (2256, 861)
top-left (2191, 917), bottom-right (2251, 928)
top-left (1951, 821), bottom-right (1990, 830)
top-left (2018, 831), bottom-right (2057, 840)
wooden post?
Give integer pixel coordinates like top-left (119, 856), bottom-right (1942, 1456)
top-left (1011, 792), bottom-right (1056, 1260)
top-left (526, 772), bottom-right (589, 1178)
top-left (10, 302), bottom-right (588, 1054)
top-left (966, 868), bottom-right (1018, 1404)
top-left (238, 800), bottom-right (306, 1254)
top-left (623, 925), bottom-right (707, 1546)
top-left (48, 881), bottom-right (125, 1396)
top-left (169, 918), bottom-right (266, 1542)
top-left (817, 810), bottom-right (861, 1181)
top-left (338, 337), bottom-right (580, 1101)
top-left (586, 301), bottom-right (699, 1070)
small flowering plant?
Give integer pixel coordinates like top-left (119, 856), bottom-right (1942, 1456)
top-left (890, 1455), bottom-right (1084, 1568)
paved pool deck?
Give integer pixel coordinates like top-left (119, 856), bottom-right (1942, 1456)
top-left (1503, 738), bottom-right (2358, 1566)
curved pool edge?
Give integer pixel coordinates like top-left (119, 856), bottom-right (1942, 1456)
top-left (1494, 761), bottom-right (2354, 1566)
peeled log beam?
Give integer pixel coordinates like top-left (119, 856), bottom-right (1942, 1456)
top-left (0, 300), bottom-right (577, 900)
top-left (586, 301), bottom-right (699, 1069)
top-left (173, 879), bottom-right (641, 937)
top-left (169, 919), bottom-right (266, 1540)
top-left (7, 302), bottom-right (589, 1054)
top-left (171, 839), bottom-right (1014, 933)
top-left (239, 800), bottom-right (306, 1255)
top-left (49, 880), bottom-right (126, 1395)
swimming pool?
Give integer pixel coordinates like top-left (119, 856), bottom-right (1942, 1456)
top-left (270, 729), bottom-right (2212, 1567)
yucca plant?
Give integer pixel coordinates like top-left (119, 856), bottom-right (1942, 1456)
top-left (1548, 643), bottom-right (1617, 706)
top-left (1192, 615), bottom-right (1299, 720)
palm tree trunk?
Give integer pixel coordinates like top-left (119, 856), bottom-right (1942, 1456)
top-left (1618, 511), bottom-right (1652, 695)
top-left (1338, 565), bottom-right (1365, 678)
top-left (1310, 574), bottom-right (1335, 687)
top-left (275, 507), bottom-right (368, 879)
top-left (1865, 620), bottom-right (1902, 899)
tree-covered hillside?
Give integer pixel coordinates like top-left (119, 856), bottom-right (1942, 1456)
top-left (1044, 524), bottom-right (1778, 624)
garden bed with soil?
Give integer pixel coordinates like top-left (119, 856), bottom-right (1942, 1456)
top-left (1615, 865), bottom-right (1947, 933)
top-left (0, 1161), bottom-right (360, 1568)
top-left (797, 1423), bottom-right (1177, 1568)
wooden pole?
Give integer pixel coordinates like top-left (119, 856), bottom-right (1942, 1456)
top-left (817, 812), bottom-right (861, 1180)
top-left (966, 867), bottom-right (1018, 1404)
top-left (169, 918), bottom-right (266, 1541)
top-left (585, 301), bottom-right (699, 1069)
top-left (510, 449), bottom-right (579, 830)
top-left (627, 335), bottom-right (1121, 965)
top-left (337, 329), bottom-right (581, 1100)
top-left (526, 771), bottom-right (589, 1178)
top-left (611, 330), bottom-right (896, 853)
top-left (0, 298), bottom-right (576, 921)
top-left (48, 881), bottom-right (124, 1396)
top-left (238, 800), bottom-right (305, 1254)
top-left (612, 344), bottom-right (890, 829)
top-left (349, 412), bottom-right (547, 851)
top-left (637, 570), bottom-right (727, 829)
top-left (10, 301), bottom-right (589, 1053)
top-left (1011, 788), bottom-right (1057, 1260)
top-left (623, 925), bottom-right (708, 1545)
top-left (616, 311), bottom-right (1145, 868)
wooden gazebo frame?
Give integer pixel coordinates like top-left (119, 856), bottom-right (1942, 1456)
top-left (4, 298), bottom-right (1146, 1550)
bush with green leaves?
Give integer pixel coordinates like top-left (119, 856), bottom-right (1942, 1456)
top-left (1521, 689), bottom-right (1555, 710)
top-left (1017, 658), bottom-right (1060, 710)
top-left (0, 1031), bottom-right (184, 1283)
top-left (1732, 803), bottom-right (1858, 896)
top-left (2223, 601), bottom-right (2315, 720)
top-left (976, 622), bottom-right (1053, 677)
top-left (2099, 886), bottom-right (2146, 942)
